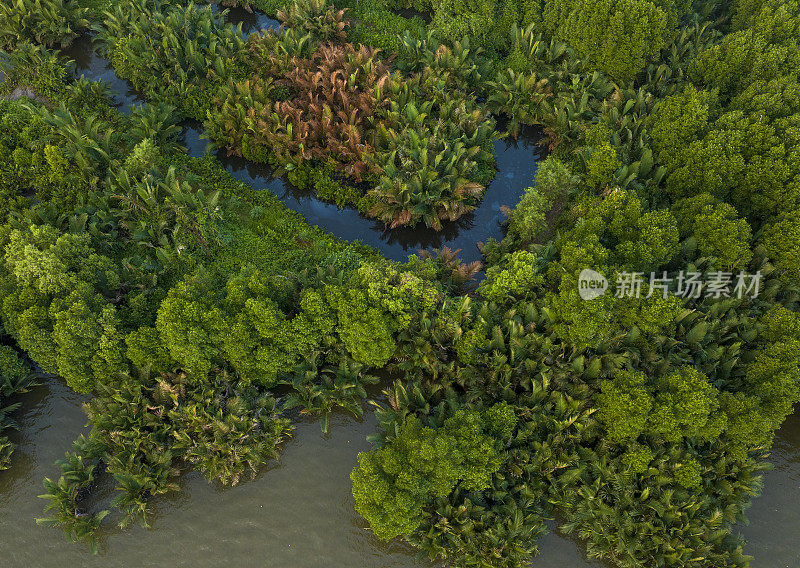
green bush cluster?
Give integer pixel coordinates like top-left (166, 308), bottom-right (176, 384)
top-left (351, 407), bottom-right (505, 539)
top-left (387, 0), bottom-right (687, 79)
top-left (649, 0), bottom-right (800, 281)
top-left (0, 0), bottom-right (89, 51)
top-left (542, 0), bottom-right (680, 80)
top-left (101, 0), bottom-right (249, 119)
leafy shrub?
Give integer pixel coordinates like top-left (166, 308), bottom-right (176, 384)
top-left (478, 250), bottom-right (544, 303)
top-left (101, 0), bottom-right (248, 119)
top-left (0, 225), bottom-right (125, 392)
top-left (324, 285), bottom-right (397, 366)
top-left (542, 0), bottom-right (674, 80)
top-left (277, 0), bottom-right (348, 43)
top-left (598, 367), bottom-right (727, 444)
top-left (210, 41), bottom-right (392, 180)
top-left (581, 122), bottom-right (622, 188)
top-left (351, 409), bottom-right (503, 540)
top-left (505, 185), bottom-right (551, 243)
top-left (761, 213), bottom-right (800, 282)
top-left (650, 0), bottom-right (800, 287)
top-left (0, 0), bottom-right (89, 50)
top-left (672, 193), bottom-right (753, 270)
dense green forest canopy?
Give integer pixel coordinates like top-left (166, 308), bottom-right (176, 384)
top-left (0, 0), bottom-right (799, 566)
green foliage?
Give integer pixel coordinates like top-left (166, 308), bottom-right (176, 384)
top-left (672, 193), bottom-right (753, 269)
top-left (582, 122), bottom-right (622, 188)
top-left (556, 189), bottom-right (680, 273)
top-left (70, 368), bottom-right (292, 533)
top-left (542, 0), bottom-right (674, 80)
top-left (277, 0), bottom-right (348, 43)
top-left (170, 372), bottom-right (291, 485)
top-left (154, 275), bottom-right (224, 379)
top-left (339, 0), bottom-right (427, 53)
top-left (283, 354), bottom-right (379, 434)
top-left (37, 436), bottom-right (107, 554)
top-left (487, 68), bottom-right (553, 136)
top-left (649, 0), bottom-right (800, 289)
top-left (222, 269), bottom-right (334, 384)
top-left (649, 367), bottom-right (726, 443)
top-left (429, 0), bottom-right (510, 51)
top-left (0, 42), bottom-right (71, 101)
top-left (367, 92), bottom-right (495, 229)
top-left (649, 85), bottom-right (717, 169)
top-left (720, 308), bottom-right (800, 458)
top-left (154, 267), bottom-right (333, 385)
top-left (0, 0), bottom-right (89, 51)
top-left (596, 370), bottom-right (652, 443)
top-left (652, 87), bottom-right (800, 230)
top-left (368, 113), bottom-right (488, 229)
top-left (597, 367), bottom-right (727, 445)
top-left (529, 155), bottom-right (581, 203)
top-left (761, 212), bottom-right (800, 282)
top-left (674, 458), bottom-right (702, 488)
top-left (478, 250), bottom-right (544, 303)
top-left (620, 444), bottom-right (654, 476)
top-left (690, 0), bottom-right (800, 99)
top-left (556, 444), bottom-right (760, 568)
top-left (325, 285), bottom-right (397, 367)
top-left (100, 0), bottom-right (248, 119)
top-left (0, 225), bottom-right (125, 392)
top-left (351, 408), bottom-right (503, 540)
top-left (484, 400), bottom-right (518, 439)
top-left (395, 30), bottom-right (490, 94)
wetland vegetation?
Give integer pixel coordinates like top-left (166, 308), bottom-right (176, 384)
top-left (1, 0), bottom-right (799, 567)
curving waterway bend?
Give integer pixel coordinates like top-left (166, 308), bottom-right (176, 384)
top-left (62, 26), bottom-right (542, 264)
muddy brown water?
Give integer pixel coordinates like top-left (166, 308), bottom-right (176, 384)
top-left (0, 377), bottom-right (797, 567)
top-left (0, 377), bottom-right (607, 567)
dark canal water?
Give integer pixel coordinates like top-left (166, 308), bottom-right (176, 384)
top-left (62, 20), bottom-right (542, 264)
